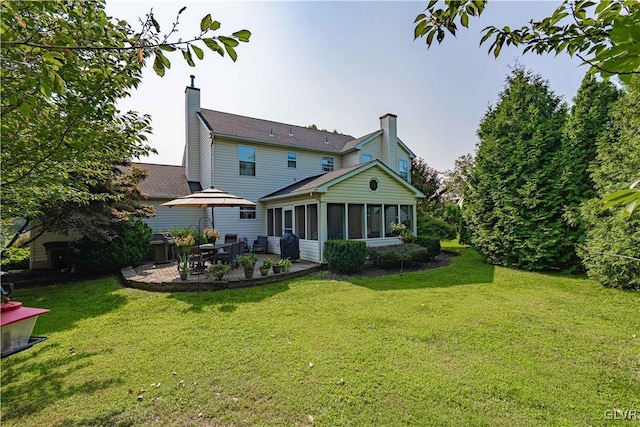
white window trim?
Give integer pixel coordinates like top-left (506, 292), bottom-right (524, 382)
top-left (238, 145), bottom-right (256, 177)
top-left (287, 151), bottom-right (297, 169)
top-left (321, 156), bottom-right (335, 172)
top-left (239, 206), bottom-right (257, 220)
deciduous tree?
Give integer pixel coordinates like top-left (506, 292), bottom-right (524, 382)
top-left (0, 1), bottom-right (250, 250)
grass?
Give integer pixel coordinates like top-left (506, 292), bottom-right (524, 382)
top-left (1, 243), bottom-right (639, 426)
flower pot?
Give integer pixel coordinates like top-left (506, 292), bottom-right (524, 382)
top-left (180, 271), bottom-right (188, 281)
top-left (259, 267), bottom-right (269, 276)
top-left (272, 265), bottom-right (282, 274)
top-left (244, 268), bottom-right (254, 279)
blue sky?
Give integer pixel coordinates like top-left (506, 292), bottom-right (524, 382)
top-left (107, 1), bottom-right (587, 172)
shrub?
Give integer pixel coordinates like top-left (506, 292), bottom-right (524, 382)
top-left (417, 216), bottom-right (457, 241)
top-left (71, 219), bottom-right (153, 273)
top-left (368, 243), bottom-right (432, 269)
top-left (1, 246), bottom-right (30, 270)
top-left (324, 240), bottom-right (367, 273)
top-left (415, 236), bottom-right (441, 259)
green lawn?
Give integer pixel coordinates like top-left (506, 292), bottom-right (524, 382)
top-left (2, 244), bottom-right (639, 426)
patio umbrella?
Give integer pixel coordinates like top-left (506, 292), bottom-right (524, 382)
top-left (161, 187), bottom-right (255, 228)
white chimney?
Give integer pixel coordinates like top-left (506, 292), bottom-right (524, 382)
top-left (379, 113), bottom-right (397, 170)
top-left (185, 75), bottom-right (201, 182)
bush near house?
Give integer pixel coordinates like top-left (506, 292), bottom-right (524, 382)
top-left (368, 243), bottom-right (433, 269)
top-left (324, 240), bottom-right (367, 273)
top-left (70, 219), bottom-right (152, 273)
top-left (417, 216), bottom-right (457, 241)
top-left (414, 236), bottom-right (441, 259)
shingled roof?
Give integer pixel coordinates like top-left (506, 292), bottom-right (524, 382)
top-left (124, 163), bottom-right (200, 199)
top-left (198, 109), bottom-right (359, 153)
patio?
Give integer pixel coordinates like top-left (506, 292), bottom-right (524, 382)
top-left (121, 254), bottom-right (321, 292)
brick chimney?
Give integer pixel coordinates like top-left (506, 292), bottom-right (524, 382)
top-left (184, 75), bottom-right (201, 182)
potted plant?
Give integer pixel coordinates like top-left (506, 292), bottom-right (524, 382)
top-left (203, 228), bottom-right (221, 244)
top-left (276, 258), bottom-right (292, 273)
top-left (174, 234), bottom-right (196, 256)
top-left (178, 254), bottom-right (189, 280)
top-left (236, 254), bottom-right (258, 279)
top-left (206, 262), bottom-right (231, 281)
top-left (272, 259), bottom-right (282, 274)
top-left (259, 258), bottom-right (271, 276)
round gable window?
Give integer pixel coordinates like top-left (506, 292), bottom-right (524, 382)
top-left (369, 179), bottom-right (379, 191)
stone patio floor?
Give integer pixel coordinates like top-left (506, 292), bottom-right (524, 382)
top-left (121, 253), bottom-right (321, 292)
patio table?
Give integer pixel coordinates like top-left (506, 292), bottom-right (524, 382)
top-left (198, 243), bottom-right (233, 267)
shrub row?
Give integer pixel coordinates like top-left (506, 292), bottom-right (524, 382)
top-left (368, 237), bottom-right (441, 270)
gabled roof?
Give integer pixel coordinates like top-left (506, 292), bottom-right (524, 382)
top-left (340, 130), bottom-right (383, 153)
top-left (124, 163), bottom-right (199, 199)
top-left (259, 160), bottom-right (424, 201)
top-left (198, 109), bottom-right (356, 153)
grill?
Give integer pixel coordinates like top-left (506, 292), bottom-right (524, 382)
top-left (150, 233), bottom-right (175, 264)
top-left (280, 232), bottom-right (300, 261)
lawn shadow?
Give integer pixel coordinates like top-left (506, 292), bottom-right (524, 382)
top-left (10, 277), bottom-right (127, 335)
top-left (349, 249), bottom-right (496, 291)
top-left (1, 343), bottom-right (121, 422)
top-left (168, 282), bottom-right (290, 313)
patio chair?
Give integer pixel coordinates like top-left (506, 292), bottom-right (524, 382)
top-left (224, 233), bottom-right (237, 244)
top-left (217, 241), bottom-right (242, 268)
top-left (253, 235), bottom-right (268, 253)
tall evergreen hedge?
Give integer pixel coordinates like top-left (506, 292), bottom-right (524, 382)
top-left (465, 67), bottom-right (569, 270)
top-left (578, 76), bottom-right (640, 289)
top-left (559, 75), bottom-right (620, 267)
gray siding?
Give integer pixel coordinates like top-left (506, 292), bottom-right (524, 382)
top-left (211, 137), bottom-right (343, 245)
top-left (143, 200), bottom-right (206, 233)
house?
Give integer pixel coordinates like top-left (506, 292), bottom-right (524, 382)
top-left (29, 78), bottom-right (424, 268)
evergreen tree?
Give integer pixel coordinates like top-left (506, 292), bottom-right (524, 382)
top-left (560, 75), bottom-right (620, 266)
top-left (465, 67), bottom-right (568, 270)
top-left (579, 76), bottom-right (640, 289)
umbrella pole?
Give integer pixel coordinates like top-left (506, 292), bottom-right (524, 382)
top-left (211, 206), bottom-right (215, 228)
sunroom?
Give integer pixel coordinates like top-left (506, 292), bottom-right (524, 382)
top-left (258, 160), bottom-right (425, 263)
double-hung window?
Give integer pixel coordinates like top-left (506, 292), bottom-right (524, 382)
top-left (321, 156), bottom-right (334, 172)
top-left (239, 146), bottom-right (256, 176)
top-left (287, 151), bottom-right (297, 168)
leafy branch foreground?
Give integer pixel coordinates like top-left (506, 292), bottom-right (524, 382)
top-left (1, 245), bottom-right (638, 426)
